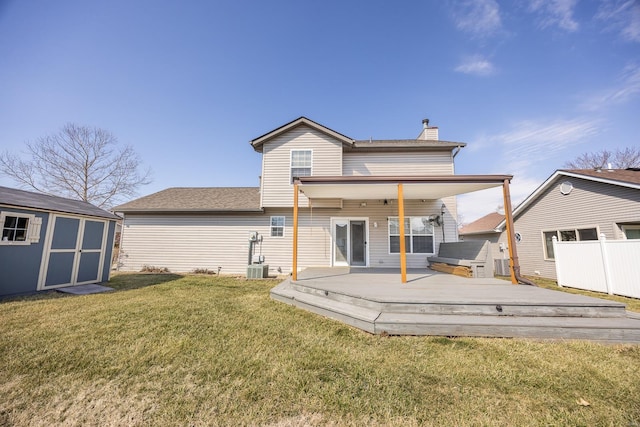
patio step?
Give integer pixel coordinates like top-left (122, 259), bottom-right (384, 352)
top-left (289, 281), bottom-right (627, 318)
top-left (271, 282), bottom-right (380, 334)
top-left (375, 313), bottom-right (640, 343)
top-left (272, 280), bottom-right (640, 343)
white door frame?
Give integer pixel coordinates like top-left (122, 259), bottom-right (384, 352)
top-left (37, 214), bottom-right (109, 290)
top-left (330, 217), bottom-right (369, 267)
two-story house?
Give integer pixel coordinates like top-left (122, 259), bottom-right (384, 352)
top-left (114, 117), bottom-right (512, 279)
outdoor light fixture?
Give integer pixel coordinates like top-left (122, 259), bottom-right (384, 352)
top-left (383, 199), bottom-right (388, 205)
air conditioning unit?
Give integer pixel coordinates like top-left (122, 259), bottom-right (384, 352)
top-left (494, 259), bottom-right (510, 276)
top-left (247, 264), bottom-right (269, 279)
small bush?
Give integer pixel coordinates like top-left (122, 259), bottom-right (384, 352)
top-left (192, 268), bottom-right (216, 275)
top-left (140, 265), bottom-right (170, 273)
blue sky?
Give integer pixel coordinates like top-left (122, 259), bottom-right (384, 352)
top-left (1, 0), bottom-right (638, 222)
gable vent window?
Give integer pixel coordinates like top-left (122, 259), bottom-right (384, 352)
top-left (291, 150), bottom-right (312, 183)
top-left (1, 212), bottom-right (41, 245)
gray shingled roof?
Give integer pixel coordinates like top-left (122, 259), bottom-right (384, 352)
top-left (0, 186), bottom-right (119, 220)
top-left (459, 212), bottom-right (505, 235)
top-left (112, 187), bottom-right (262, 213)
top-left (560, 168), bottom-right (640, 186)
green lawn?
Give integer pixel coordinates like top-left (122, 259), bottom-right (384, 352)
top-left (1, 273), bottom-right (639, 426)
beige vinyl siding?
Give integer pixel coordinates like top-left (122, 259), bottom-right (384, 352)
top-left (118, 214), bottom-right (268, 274)
top-left (505, 177), bottom-right (640, 279)
top-left (343, 151), bottom-right (453, 176)
top-left (118, 198), bottom-right (459, 274)
top-left (261, 125), bottom-right (343, 208)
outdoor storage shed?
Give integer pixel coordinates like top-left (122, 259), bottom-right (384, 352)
top-left (0, 186), bottom-right (119, 297)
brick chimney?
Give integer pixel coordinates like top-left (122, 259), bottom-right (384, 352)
top-left (417, 118), bottom-right (439, 140)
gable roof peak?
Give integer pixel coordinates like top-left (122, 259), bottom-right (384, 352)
top-left (250, 116), bottom-right (354, 152)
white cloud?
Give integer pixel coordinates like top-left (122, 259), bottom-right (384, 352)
top-left (528, 0), bottom-right (579, 32)
top-left (454, 55), bottom-right (496, 76)
top-left (457, 117), bottom-right (601, 223)
top-left (450, 0), bottom-right (502, 37)
top-left (581, 63), bottom-right (640, 111)
top-left (494, 117), bottom-right (601, 167)
top-left (596, 0), bottom-right (640, 42)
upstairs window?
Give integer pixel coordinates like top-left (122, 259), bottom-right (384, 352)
top-left (1, 212), bottom-right (41, 245)
top-left (291, 150), bottom-right (312, 183)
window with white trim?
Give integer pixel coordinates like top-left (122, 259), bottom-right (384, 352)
top-left (290, 150), bottom-right (312, 183)
top-left (270, 216), bottom-right (285, 237)
top-left (622, 225), bottom-right (640, 240)
top-left (543, 227), bottom-right (598, 259)
top-left (388, 217), bottom-right (434, 254)
top-left (1, 211), bottom-right (41, 245)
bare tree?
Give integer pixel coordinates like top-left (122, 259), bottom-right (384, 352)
top-left (0, 123), bottom-right (151, 208)
top-left (564, 147), bottom-right (640, 169)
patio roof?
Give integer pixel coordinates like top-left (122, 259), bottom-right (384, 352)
top-left (292, 174), bottom-right (520, 285)
top-left (297, 175), bottom-right (512, 200)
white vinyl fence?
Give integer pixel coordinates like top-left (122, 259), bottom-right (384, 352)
top-left (553, 235), bottom-right (640, 299)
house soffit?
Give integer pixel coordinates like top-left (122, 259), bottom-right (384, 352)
top-left (250, 117), bottom-right (354, 152)
top-left (298, 175), bottom-right (511, 201)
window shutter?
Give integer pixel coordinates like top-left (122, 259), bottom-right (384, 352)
top-left (29, 216), bottom-right (42, 243)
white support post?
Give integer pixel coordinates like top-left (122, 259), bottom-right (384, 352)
top-left (599, 233), bottom-right (613, 295)
top-left (552, 236), bottom-right (562, 287)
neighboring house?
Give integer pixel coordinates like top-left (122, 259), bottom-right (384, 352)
top-left (114, 117), bottom-right (512, 276)
top-left (0, 186), bottom-right (119, 297)
top-left (459, 211), bottom-right (506, 262)
top-left (467, 168), bottom-right (640, 280)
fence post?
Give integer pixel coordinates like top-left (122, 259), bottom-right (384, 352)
top-left (599, 233), bottom-right (613, 295)
top-left (552, 236), bottom-right (563, 287)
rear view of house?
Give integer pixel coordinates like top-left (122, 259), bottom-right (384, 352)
top-left (114, 117), bottom-right (511, 276)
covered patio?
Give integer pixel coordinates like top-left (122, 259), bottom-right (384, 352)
top-left (271, 267), bottom-right (640, 343)
top-left (292, 175), bottom-right (524, 284)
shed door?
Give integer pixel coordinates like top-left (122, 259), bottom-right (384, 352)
top-left (40, 215), bottom-right (107, 289)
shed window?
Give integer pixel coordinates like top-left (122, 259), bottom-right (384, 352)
top-left (271, 216), bottom-right (285, 237)
top-left (388, 217), bottom-right (434, 254)
top-left (1, 212), bottom-right (40, 245)
top-left (291, 150), bottom-right (312, 183)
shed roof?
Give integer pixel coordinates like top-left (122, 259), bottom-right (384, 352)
top-left (113, 187), bottom-right (262, 213)
top-left (0, 186), bottom-right (119, 220)
top-left (459, 212), bottom-right (505, 236)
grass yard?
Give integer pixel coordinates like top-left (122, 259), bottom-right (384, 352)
top-left (1, 274), bottom-right (639, 426)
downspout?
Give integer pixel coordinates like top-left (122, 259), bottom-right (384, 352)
top-left (502, 178), bottom-right (537, 286)
top-left (452, 145), bottom-right (463, 158)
